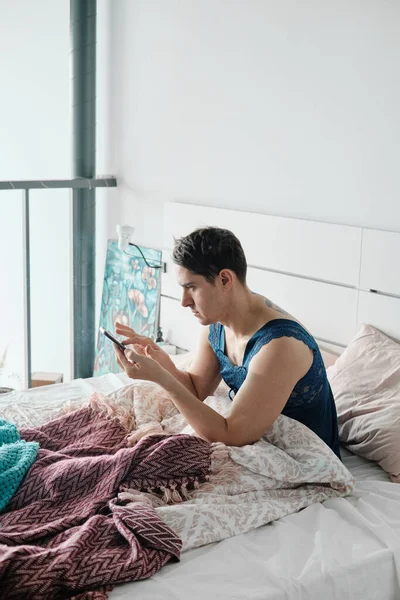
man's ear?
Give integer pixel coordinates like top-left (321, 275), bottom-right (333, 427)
top-left (219, 269), bottom-right (234, 289)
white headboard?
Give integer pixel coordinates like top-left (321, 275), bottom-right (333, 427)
top-left (160, 202), bottom-right (400, 353)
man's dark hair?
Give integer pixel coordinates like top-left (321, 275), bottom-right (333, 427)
top-left (172, 227), bottom-right (247, 284)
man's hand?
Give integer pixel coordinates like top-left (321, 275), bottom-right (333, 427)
top-left (115, 322), bottom-right (155, 349)
top-left (114, 345), bottom-right (165, 383)
top-left (115, 321), bottom-right (177, 374)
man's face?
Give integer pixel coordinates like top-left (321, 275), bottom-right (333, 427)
top-left (175, 266), bottom-right (223, 326)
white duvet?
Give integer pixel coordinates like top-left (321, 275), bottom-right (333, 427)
top-left (111, 381), bottom-right (354, 552)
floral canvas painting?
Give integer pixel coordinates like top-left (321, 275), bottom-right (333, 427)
top-left (93, 240), bottom-right (162, 376)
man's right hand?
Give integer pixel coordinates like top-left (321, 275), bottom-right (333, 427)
top-left (115, 322), bottom-right (155, 353)
top-left (115, 321), bottom-right (177, 374)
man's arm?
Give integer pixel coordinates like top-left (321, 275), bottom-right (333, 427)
top-left (172, 326), bottom-right (222, 401)
top-left (157, 336), bottom-right (312, 445)
top-left (219, 336), bottom-right (312, 445)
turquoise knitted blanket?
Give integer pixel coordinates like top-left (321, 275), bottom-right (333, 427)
top-left (0, 418), bottom-right (39, 512)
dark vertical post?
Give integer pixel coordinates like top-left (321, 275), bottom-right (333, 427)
top-left (70, 0), bottom-right (96, 378)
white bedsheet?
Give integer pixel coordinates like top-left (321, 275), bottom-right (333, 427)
top-left (113, 449), bottom-right (400, 600)
top-left (1, 376), bottom-right (399, 600)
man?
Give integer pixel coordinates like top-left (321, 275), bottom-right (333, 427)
top-left (115, 227), bottom-right (340, 457)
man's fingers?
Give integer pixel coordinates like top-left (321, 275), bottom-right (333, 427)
top-left (114, 346), bottom-right (141, 370)
top-left (121, 336), bottom-right (142, 345)
top-left (115, 323), bottom-right (137, 335)
top-left (124, 348), bottom-right (141, 367)
top-left (115, 338), bottom-right (145, 364)
top-left (132, 343), bottom-right (146, 356)
top-left (115, 323), bottom-right (135, 332)
top-left (145, 344), bottom-right (160, 356)
top-left (115, 323), bottom-right (153, 348)
top-left (122, 336), bottom-right (152, 348)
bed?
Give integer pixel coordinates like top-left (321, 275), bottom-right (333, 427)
top-left (2, 370), bottom-right (399, 600)
top-left (1, 203), bottom-right (400, 600)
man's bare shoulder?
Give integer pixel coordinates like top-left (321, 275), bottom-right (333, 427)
top-left (249, 335), bottom-right (313, 379)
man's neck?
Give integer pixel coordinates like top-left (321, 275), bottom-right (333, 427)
top-left (219, 286), bottom-right (273, 339)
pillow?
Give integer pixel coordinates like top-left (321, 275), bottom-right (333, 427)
top-left (327, 323), bottom-right (400, 482)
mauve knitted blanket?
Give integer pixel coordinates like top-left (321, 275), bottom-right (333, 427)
top-left (0, 406), bottom-right (212, 600)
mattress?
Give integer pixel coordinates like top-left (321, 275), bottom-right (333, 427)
top-left (2, 376), bottom-right (400, 600)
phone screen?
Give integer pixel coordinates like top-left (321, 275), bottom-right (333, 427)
top-left (100, 327), bottom-right (127, 351)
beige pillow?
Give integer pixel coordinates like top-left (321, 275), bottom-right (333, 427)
top-left (327, 323), bottom-right (400, 482)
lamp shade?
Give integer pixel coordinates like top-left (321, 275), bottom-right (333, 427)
top-left (116, 224), bottom-right (135, 252)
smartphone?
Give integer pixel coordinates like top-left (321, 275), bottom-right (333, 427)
top-left (99, 326), bottom-right (127, 351)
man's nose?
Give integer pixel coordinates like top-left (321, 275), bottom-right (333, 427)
top-left (181, 290), bottom-right (192, 307)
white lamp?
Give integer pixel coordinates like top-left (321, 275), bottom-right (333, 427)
top-left (116, 224), bottom-right (135, 252)
top-left (116, 224), bottom-right (164, 270)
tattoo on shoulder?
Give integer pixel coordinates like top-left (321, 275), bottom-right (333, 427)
top-left (264, 297), bottom-right (290, 316)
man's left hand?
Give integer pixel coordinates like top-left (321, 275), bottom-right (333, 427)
top-left (114, 345), bottom-right (164, 383)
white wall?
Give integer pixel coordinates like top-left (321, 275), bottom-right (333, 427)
top-left (102, 0), bottom-right (400, 251)
top-left (0, 0), bottom-right (71, 386)
top-left (1, 0), bottom-right (398, 385)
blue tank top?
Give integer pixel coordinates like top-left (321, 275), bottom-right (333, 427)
top-left (208, 319), bottom-right (341, 459)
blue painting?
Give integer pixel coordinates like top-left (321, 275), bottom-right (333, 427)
top-left (93, 240), bottom-right (162, 376)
